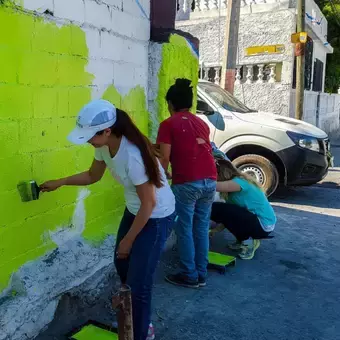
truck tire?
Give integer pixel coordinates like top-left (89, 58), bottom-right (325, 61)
top-left (232, 154), bottom-right (279, 197)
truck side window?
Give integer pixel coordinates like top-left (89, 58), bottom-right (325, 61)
top-left (197, 96), bottom-right (214, 115)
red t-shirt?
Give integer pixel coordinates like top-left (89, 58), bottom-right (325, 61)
top-left (157, 111), bottom-right (217, 185)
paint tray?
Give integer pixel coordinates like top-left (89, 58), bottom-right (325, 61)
top-left (208, 251), bottom-right (236, 274)
top-left (68, 321), bottom-right (118, 340)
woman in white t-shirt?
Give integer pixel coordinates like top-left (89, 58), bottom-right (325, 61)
top-left (41, 99), bottom-right (176, 340)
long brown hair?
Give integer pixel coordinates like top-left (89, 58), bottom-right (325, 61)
top-left (216, 158), bottom-right (261, 189)
top-left (111, 109), bottom-right (163, 188)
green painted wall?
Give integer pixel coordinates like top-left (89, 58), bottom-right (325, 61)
top-left (0, 6), bottom-right (199, 294)
top-left (0, 5), bottom-right (149, 292)
top-left (157, 34), bottom-right (199, 123)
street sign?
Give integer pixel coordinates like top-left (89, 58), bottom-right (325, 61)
top-left (245, 44), bottom-right (285, 56)
top-left (291, 32), bottom-right (308, 43)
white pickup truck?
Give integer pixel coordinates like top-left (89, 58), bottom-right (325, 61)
top-left (197, 80), bottom-right (331, 195)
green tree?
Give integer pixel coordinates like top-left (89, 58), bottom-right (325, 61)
top-left (316, 0), bottom-right (340, 93)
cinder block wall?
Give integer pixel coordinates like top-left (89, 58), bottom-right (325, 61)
top-left (0, 0), bottom-right (150, 338)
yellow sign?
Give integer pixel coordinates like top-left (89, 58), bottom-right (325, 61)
top-left (291, 32), bottom-right (308, 44)
top-left (245, 44), bottom-right (285, 56)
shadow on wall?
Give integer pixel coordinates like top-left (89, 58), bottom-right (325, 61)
top-left (35, 264), bottom-right (119, 340)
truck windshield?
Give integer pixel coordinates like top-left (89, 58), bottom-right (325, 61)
top-left (199, 82), bottom-right (254, 113)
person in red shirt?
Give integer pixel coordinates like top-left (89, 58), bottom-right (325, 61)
top-left (157, 78), bottom-right (217, 288)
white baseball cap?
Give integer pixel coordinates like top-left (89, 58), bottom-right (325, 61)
top-left (67, 99), bottom-right (117, 145)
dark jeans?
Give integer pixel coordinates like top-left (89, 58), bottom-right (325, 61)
top-left (210, 202), bottom-right (270, 242)
top-left (114, 208), bottom-right (176, 340)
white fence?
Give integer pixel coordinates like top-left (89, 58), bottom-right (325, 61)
top-left (290, 90), bottom-right (340, 136)
top-left (319, 93), bottom-right (340, 136)
top-left (290, 90), bottom-right (319, 126)
top-left (176, 0), bottom-right (293, 20)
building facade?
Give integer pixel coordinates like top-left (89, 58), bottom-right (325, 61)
top-left (176, 0), bottom-right (340, 136)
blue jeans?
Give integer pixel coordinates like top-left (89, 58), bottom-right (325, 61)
top-left (114, 208), bottom-right (176, 340)
top-left (172, 179), bottom-right (216, 282)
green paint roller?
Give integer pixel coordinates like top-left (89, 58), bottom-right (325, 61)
top-left (17, 181), bottom-right (41, 202)
top-left (208, 251), bottom-right (236, 274)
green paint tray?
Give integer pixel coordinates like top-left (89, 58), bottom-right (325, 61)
top-left (69, 322), bottom-right (118, 340)
top-left (208, 251), bottom-right (236, 274)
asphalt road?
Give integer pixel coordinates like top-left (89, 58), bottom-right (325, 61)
top-left (152, 143), bottom-right (340, 340)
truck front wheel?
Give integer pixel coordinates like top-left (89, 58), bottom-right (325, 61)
top-left (232, 154), bottom-right (279, 197)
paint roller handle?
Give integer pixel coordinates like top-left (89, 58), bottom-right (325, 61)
top-left (40, 179), bottom-right (65, 192)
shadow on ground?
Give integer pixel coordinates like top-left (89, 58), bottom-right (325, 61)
top-left (315, 180), bottom-right (340, 189)
top-left (271, 185), bottom-right (340, 209)
top-left (152, 205), bottom-right (340, 340)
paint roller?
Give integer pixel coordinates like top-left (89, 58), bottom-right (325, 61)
top-left (17, 180), bottom-right (41, 202)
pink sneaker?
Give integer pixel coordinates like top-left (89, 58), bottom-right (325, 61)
top-left (146, 323), bottom-right (155, 340)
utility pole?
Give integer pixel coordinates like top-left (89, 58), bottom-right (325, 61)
top-left (221, 0), bottom-right (241, 94)
top-left (295, 0), bottom-right (306, 120)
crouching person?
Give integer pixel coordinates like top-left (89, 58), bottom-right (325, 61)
top-left (210, 159), bottom-right (277, 260)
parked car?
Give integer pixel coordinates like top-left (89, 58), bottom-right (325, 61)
top-left (197, 80), bottom-right (332, 196)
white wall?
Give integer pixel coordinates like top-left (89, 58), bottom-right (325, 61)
top-left (305, 0), bottom-right (328, 44)
top-left (290, 90), bottom-right (340, 136)
top-left (234, 9), bottom-right (296, 116)
top-left (23, 0), bottom-right (150, 98)
top-left (290, 90), bottom-right (318, 125)
top-left (176, 17), bottom-right (226, 65)
top-left (318, 93), bottom-right (340, 137)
